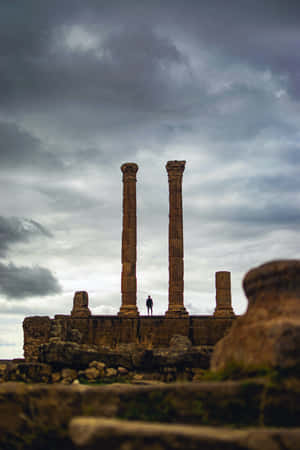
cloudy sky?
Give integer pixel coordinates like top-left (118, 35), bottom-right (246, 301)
top-left (1, 1), bottom-right (300, 358)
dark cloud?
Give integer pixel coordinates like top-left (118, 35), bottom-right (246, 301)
top-left (0, 216), bottom-right (52, 257)
top-left (38, 185), bottom-right (99, 211)
top-left (0, 121), bottom-right (64, 171)
top-left (0, 262), bottom-right (61, 299)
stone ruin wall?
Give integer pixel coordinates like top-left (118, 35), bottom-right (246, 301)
top-left (23, 315), bottom-right (235, 361)
top-left (23, 161), bottom-right (236, 361)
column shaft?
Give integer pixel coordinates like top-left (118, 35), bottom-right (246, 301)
top-left (214, 271), bottom-right (235, 317)
top-left (165, 160), bottom-right (188, 316)
top-left (118, 163), bottom-right (139, 317)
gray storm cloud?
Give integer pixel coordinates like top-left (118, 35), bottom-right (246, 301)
top-left (0, 216), bottom-right (52, 257)
top-left (0, 262), bottom-right (62, 299)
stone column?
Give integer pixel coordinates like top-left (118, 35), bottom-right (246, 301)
top-left (165, 160), bottom-right (188, 316)
top-left (71, 291), bottom-right (91, 317)
top-left (118, 163), bottom-right (139, 317)
top-left (213, 271), bottom-right (235, 317)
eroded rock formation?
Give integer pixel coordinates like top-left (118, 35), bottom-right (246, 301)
top-left (211, 260), bottom-right (300, 371)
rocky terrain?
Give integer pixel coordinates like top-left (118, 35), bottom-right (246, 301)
top-left (0, 260), bottom-right (299, 449)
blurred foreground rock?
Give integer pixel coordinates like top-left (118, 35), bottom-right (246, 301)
top-left (211, 260), bottom-right (300, 372)
top-left (70, 417), bottom-right (300, 450)
top-left (0, 381), bottom-right (299, 449)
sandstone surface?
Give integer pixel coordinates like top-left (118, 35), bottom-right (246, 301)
top-left (211, 260), bottom-right (300, 372)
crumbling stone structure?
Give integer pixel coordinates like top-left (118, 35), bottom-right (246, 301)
top-left (23, 314), bottom-right (235, 362)
top-left (211, 259), bottom-right (300, 371)
top-left (23, 161), bottom-right (236, 362)
top-left (71, 291), bottom-right (91, 317)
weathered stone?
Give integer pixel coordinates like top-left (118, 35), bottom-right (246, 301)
top-left (89, 361), bottom-right (106, 371)
top-left (165, 160), bottom-right (188, 317)
top-left (85, 367), bottom-right (100, 381)
top-left (0, 364), bottom-right (7, 380)
top-left (24, 314), bottom-right (235, 359)
top-left (211, 260), bottom-right (300, 372)
top-left (71, 291), bottom-right (91, 317)
top-left (106, 367), bottom-right (117, 377)
top-left (61, 368), bottom-right (77, 382)
top-left (169, 334), bottom-right (192, 351)
top-left (118, 163), bottom-right (139, 317)
top-left (23, 316), bottom-right (52, 361)
top-left (70, 417), bottom-right (300, 450)
top-left (38, 340), bottom-right (103, 369)
top-left (4, 362), bottom-right (52, 383)
top-left (214, 271), bottom-right (235, 317)
top-left (117, 366), bottom-right (128, 375)
top-left (52, 371), bottom-right (61, 383)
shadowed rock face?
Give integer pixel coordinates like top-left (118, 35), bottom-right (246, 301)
top-left (211, 260), bottom-right (300, 371)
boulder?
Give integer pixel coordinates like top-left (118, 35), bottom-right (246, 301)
top-left (89, 361), bottom-right (106, 372)
top-left (61, 368), bottom-right (77, 384)
top-left (84, 367), bottom-right (101, 381)
top-left (106, 368), bottom-right (117, 378)
top-left (4, 362), bottom-right (52, 383)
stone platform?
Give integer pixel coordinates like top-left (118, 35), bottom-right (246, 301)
top-left (23, 315), bottom-right (235, 361)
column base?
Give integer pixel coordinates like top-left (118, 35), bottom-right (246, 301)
top-left (213, 306), bottom-right (235, 317)
top-left (165, 306), bottom-right (189, 317)
top-left (118, 305), bottom-right (140, 317)
top-left (71, 308), bottom-right (91, 318)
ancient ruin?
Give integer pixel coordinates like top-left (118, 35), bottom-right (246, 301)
top-left (213, 271), bottom-right (235, 317)
top-left (22, 161), bottom-right (236, 363)
top-left (211, 259), bottom-right (300, 371)
top-left (165, 161), bottom-right (188, 317)
top-left (71, 291), bottom-right (91, 317)
top-left (119, 163), bottom-right (139, 317)
top-left (2, 164), bottom-right (300, 450)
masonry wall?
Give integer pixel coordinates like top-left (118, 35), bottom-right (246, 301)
top-left (23, 315), bottom-right (235, 361)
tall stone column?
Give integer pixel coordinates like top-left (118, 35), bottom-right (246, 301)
top-left (165, 160), bottom-right (188, 316)
top-left (213, 271), bottom-right (235, 317)
top-left (118, 163), bottom-right (139, 317)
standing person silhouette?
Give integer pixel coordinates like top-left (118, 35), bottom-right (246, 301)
top-left (146, 295), bottom-right (153, 316)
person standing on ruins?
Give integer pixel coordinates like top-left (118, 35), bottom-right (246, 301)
top-left (146, 295), bottom-right (153, 316)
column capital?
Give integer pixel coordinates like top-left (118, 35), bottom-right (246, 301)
top-left (166, 160), bottom-right (186, 176)
top-left (121, 162), bottom-right (138, 180)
